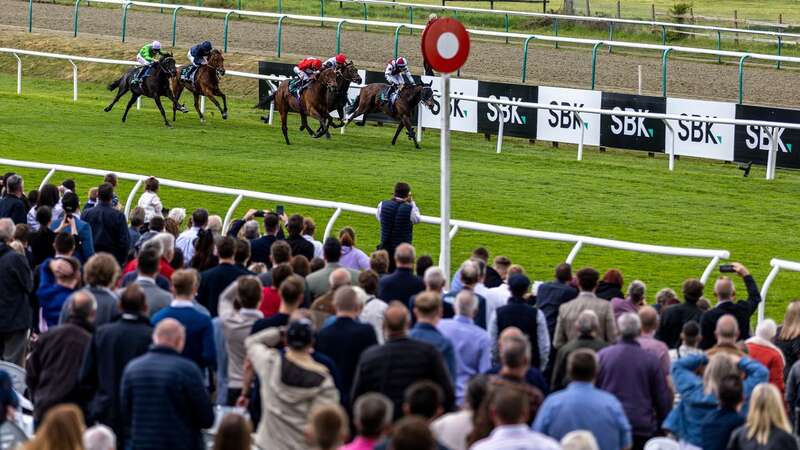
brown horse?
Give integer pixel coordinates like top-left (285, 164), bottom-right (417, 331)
top-left (344, 82), bottom-right (434, 149)
top-left (267, 68), bottom-right (339, 145)
top-left (324, 61), bottom-right (362, 129)
top-left (171, 49), bottom-right (227, 123)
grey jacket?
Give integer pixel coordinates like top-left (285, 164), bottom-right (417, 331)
top-left (305, 263), bottom-right (359, 300)
top-left (59, 287), bottom-right (119, 327)
top-left (116, 277), bottom-right (172, 318)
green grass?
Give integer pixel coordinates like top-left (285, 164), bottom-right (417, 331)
top-left (2, 73), bottom-right (800, 322)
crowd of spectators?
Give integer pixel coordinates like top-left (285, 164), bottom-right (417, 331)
top-left (1, 173), bottom-right (800, 450)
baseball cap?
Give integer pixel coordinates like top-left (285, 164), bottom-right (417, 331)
top-left (508, 274), bottom-right (531, 296)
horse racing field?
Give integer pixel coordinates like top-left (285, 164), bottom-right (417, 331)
top-left (2, 73), bottom-right (799, 319)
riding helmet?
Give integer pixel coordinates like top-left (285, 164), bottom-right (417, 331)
top-left (396, 57), bottom-right (407, 67)
top-left (335, 54), bottom-right (347, 65)
top-left (152, 40), bottom-right (162, 50)
top-left (201, 41), bottom-right (212, 51)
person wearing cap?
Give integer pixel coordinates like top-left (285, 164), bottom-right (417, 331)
top-left (488, 274), bottom-right (550, 372)
top-left (50, 191), bottom-right (94, 263)
top-left (133, 40), bottom-right (163, 84)
top-left (384, 56), bottom-right (414, 105)
top-left (322, 53), bottom-right (348, 69)
top-left (245, 318), bottom-right (339, 450)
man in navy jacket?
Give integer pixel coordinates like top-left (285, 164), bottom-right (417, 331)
top-left (0, 175), bottom-right (27, 225)
top-left (378, 243), bottom-right (424, 307)
top-left (121, 318), bottom-right (214, 450)
top-left (82, 183), bottom-right (129, 266)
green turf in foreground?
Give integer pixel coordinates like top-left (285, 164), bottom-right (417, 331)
top-left (1, 74), bottom-right (799, 321)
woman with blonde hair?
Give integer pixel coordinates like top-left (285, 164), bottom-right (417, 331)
top-left (776, 301), bottom-right (800, 379)
top-left (24, 404), bottom-right (85, 450)
top-left (727, 383), bottom-right (799, 450)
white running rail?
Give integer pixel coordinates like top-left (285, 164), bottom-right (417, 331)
top-left (758, 258), bottom-right (800, 323)
top-left (0, 157), bottom-right (730, 282)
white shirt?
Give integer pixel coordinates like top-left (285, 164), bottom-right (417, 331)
top-left (431, 410), bottom-right (473, 450)
top-left (137, 190), bottom-right (163, 223)
top-left (469, 424), bottom-right (560, 450)
top-left (303, 234), bottom-right (323, 259)
top-left (375, 199), bottom-right (421, 224)
top-left (176, 227), bottom-right (201, 266)
top-left (359, 296), bottom-right (388, 344)
top-left (170, 299), bottom-right (195, 308)
top-left (475, 282), bottom-right (502, 330)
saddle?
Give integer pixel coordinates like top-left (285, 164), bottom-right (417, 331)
top-left (289, 78), bottom-right (311, 99)
top-left (132, 66), bottom-right (151, 85)
top-left (180, 66), bottom-right (198, 84)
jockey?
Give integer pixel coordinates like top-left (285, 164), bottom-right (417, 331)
top-left (322, 53), bottom-right (347, 69)
top-left (136, 41), bottom-right (162, 66)
top-left (385, 57), bottom-right (414, 101)
top-left (293, 57), bottom-right (322, 95)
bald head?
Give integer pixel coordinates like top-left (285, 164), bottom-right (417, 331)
top-left (329, 268), bottom-right (352, 291)
top-left (715, 314), bottom-right (739, 344)
top-left (69, 290), bottom-right (97, 323)
top-left (154, 318), bottom-right (186, 352)
top-left (395, 243), bottom-right (415, 268)
top-left (638, 306), bottom-right (659, 333)
top-left (714, 277), bottom-right (735, 301)
top-left (334, 286), bottom-right (360, 315)
top-left (384, 301), bottom-right (410, 337)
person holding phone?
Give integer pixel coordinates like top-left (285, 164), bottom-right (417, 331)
top-left (376, 182), bottom-right (420, 272)
top-left (698, 262), bottom-right (762, 350)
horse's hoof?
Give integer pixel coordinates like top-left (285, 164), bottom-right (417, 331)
top-left (261, 116), bottom-right (269, 123)
top-left (165, 123), bottom-right (172, 128)
top-left (222, 112), bottom-right (228, 120)
top-left (200, 118), bottom-right (205, 124)
top-left (324, 134), bottom-right (331, 140)
top-left (103, 107), bottom-right (111, 112)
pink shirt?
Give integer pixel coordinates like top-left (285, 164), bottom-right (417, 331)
top-left (340, 437), bottom-right (380, 450)
top-left (638, 332), bottom-right (671, 379)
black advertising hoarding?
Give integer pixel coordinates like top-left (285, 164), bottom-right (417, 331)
top-left (257, 61), bottom-right (294, 105)
top-left (476, 81), bottom-right (538, 139)
top-left (361, 70), bottom-right (398, 124)
top-left (735, 104), bottom-right (800, 168)
top-left (600, 93), bottom-right (666, 152)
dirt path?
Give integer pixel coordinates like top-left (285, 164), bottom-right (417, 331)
top-left (3, 0), bottom-right (800, 106)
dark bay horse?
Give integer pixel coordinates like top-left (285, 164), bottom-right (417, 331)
top-left (104, 54), bottom-right (187, 127)
top-left (344, 82), bottom-right (435, 149)
top-left (171, 49), bottom-right (228, 123)
top-left (324, 61), bottom-right (362, 129)
top-left (265, 68), bottom-right (339, 145)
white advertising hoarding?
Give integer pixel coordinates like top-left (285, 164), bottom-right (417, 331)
top-left (420, 76), bottom-right (479, 133)
top-left (536, 86), bottom-right (602, 146)
top-left (666, 98), bottom-right (736, 161)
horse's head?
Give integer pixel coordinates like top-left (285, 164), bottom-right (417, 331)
top-left (208, 49), bottom-right (226, 76)
top-left (335, 61), bottom-right (361, 84)
top-left (419, 81), bottom-right (435, 111)
top-left (318, 68), bottom-right (339, 91)
top-left (157, 54), bottom-right (178, 77)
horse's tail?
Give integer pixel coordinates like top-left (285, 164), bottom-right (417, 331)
top-left (347, 93), bottom-right (361, 115)
top-left (107, 76), bottom-right (122, 91)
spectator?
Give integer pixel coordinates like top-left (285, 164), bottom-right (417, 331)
top-left (316, 286), bottom-right (378, 406)
top-left (49, 192), bottom-right (94, 263)
top-left (449, 248), bottom-right (502, 292)
top-left (775, 301), bottom-right (800, 379)
top-left (260, 264), bottom-right (293, 318)
top-left (410, 292), bottom-right (457, 385)
top-left (121, 319), bottom-right (215, 449)
top-left (168, 207), bottom-right (186, 228)
top-left (415, 254), bottom-right (434, 279)
top-left (128, 206), bottom-right (145, 253)
top-left (489, 274), bottom-right (549, 371)
top-left (27, 290), bottom-right (96, 423)
top-left (308, 404), bottom-right (348, 450)
top-left (485, 257), bottom-right (514, 301)
top-left (746, 319), bottom-right (785, 395)
top-left (197, 236), bottom-right (252, 317)
top-left (0, 174), bottom-right (27, 225)
top-left (84, 187), bottom-right (97, 210)
top-left (189, 228), bottom-right (218, 272)
top-left (133, 213), bottom-right (161, 254)
top-left (59, 253), bottom-right (120, 327)
top-left (23, 404), bottom-right (86, 450)
top-left (80, 283), bottom-right (152, 442)
top-left (351, 301), bottom-right (454, 419)
top-left (339, 227), bottom-right (370, 271)
top-left (29, 206), bottom-right (57, 266)
top-left (246, 318), bottom-right (339, 450)
top-left (136, 176), bottom-right (163, 223)
top-left (303, 217), bottom-right (323, 259)
top-left (485, 328), bottom-right (549, 395)
top-left (251, 274), bottom-right (304, 334)
top-left (612, 280), bottom-right (646, 320)
top-left (664, 352), bottom-right (767, 448)
top-left (359, 270), bottom-right (388, 343)
top-left (388, 416), bottom-right (436, 450)
top-left (638, 306), bottom-right (672, 380)
top-left (785, 356), bottom-right (800, 428)
top-left (307, 238), bottom-right (359, 299)
top-left (37, 254), bottom-right (82, 329)
top-left (286, 214), bottom-right (315, 261)
top-left (208, 215), bottom-right (223, 238)
top-left (176, 208), bottom-right (208, 266)
top-left (369, 250), bottom-right (389, 276)
top-left (700, 375), bottom-right (745, 450)
top-left (378, 243), bottom-right (424, 305)
top-left (728, 384), bottom-right (799, 450)
top-left (102, 173), bottom-right (120, 208)
top-left (485, 333), bottom-right (544, 425)
top-left (376, 182), bottom-right (420, 269)
top-left (0, 369), bottom-right (19, 424)
top-left (257, 240), bottom-right (292, 287)
top-left (668, 321), bottom-right (704, 402)
top-left (27, 183), bottom-right (61, 231)
top-left (123, 232), bottom-right (176, 282)
top-left (550, 310), bottom-right (608, 391)
top-left (82, 182), bottom-right (130, 266)
top-left (0, 218), bottom-right (33, 366)
top-left (469, 386), bottom-right (560, 450)
top-left (290, 255), bottom-right (310, 277)
top-left (438, 290), bottom-right (492, 405)
top-left (410, 266), bottom-right (450, 321)
top-left (375, 381), bottom-right (451, 450)
top-left (310, 268), bottom-right (353, 330)
top-left (596, 269), bottom-right (624, 301)
top-left (245, 211), bottom-right (280, 266)
top-left (12, 222), bottom-right (32, 265)
top-left (655, 287), bottom-right (680, 313)
top-left (656, 278), bottom-right (705, 349)
top-left (535, 263), bottom-right (579, 338)
top-left (708, 315), bottom-right (745, 358)
top-left (341, 393), bottom-right (393, 450)
top-left (553, 268), bottom-right (617, 348)
top-left (131, 247), bottom-right (172, 317)
top-left (83, 424), bottom-right (116, 450)
top-left (311, 257), bottom-right (326, 273)
top-left (153, 269), bottom-right (216, 371)
top-left (221, 276), bottom-right (263, 404)
top-left (212, 414), bottom-right (252, 450)
top-left (431, 375), bottom-right (488, 450)
top-left (534, 349), bottom-right (632, 450)
top-left (597, 313), bottom-right (671, 449)
top-left (442, 260), bottom-right (488, 329)
top-left (699, 263), bottom-right (761, 349)
top-left (560, 431), bottom-right (600, 450)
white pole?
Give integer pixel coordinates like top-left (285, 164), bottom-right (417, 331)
top-left (136, 97), bottom-right (141, 110)
top-left (770, 127), bottom-right (779, 180)
top-left (662, 119), bottom-right (675, 171)
top-left (417, 102), bottom-right (423, 144)
top-left (766, 127), bottom-right (776, 180)
top-left (637, 65), bottom-right (643, 95)
top-left (576, 112), bottom-right (584, 161)
top-left (200, 95), bottom-right (206, 114)
top-left (496, 104), bottom-right (505, 154)
top-left (268, 101), bottom-right (275, 125)
top-left (14, 53), bottom-right (21, 95)
top-left (440, 73), bottom-right (451, 282)
top-left (69, 60), bottom-right (78, 102)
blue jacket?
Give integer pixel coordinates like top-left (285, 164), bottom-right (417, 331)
top-left (121, 346), bottom-right (215, 450)
top-left (152, 306), bottom-right (216, 371)
top-left (81, 202), bottom-right (130, 266)
top-left (378, 268), bottom-right (424, 307)
top-left (190, 44), bottom-right (211, 65)
top-left (51, 217), bottom-right (95, 263)
top-left (663, 354), bottom-right (768, 447)
top-left (36, 259), bottom-right (76, 329)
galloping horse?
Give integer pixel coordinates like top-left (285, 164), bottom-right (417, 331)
top-left (104, 53), bottom-right (187, 127)
top-left (324, 61), bottom-right (362, 129)
top-left (171, 49), bottom-right (228, 123)
top-left (265, 68), bottom-right (339, 145)
top-left (344, 82), bottom-right (434, 149)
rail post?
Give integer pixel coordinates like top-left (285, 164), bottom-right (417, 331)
top-left (323, 208), bottom-right (342, 240)
top-left (223, 10), bottom-right (235, 52)
top-left (738, 54), bottom-right (749, 105)
top-left (496, 104), bottom-right (505, 153)
top-left (776, 36), bottom-right (782, 69)
top-left (277, 0), bottom-right (282, 13)
top-left (72, 0), bottom-right (82, 37)
top-left (590, 42), bottom-right (602, 89)
top-left (716, 30), bottom-right (721, 63)
top-left (222, 194), bottom-right (244, 234)
top-left (277, 15), bottom-right (287, 58)
top-left (700, 256), bottom-right (720, 285)
top-left (237, 0), bottom-right (241, 11)
top-left (661, 25), bottom-right (666, 45)
top-left (662, 119), bottom-right (676, 171)
top-left (503, 14), bottom-right (509, 43)
top-left (661, 48), bottom-right (672, 97)
top-left (767, 126), bottom-right (779, 180)
top-left (565, 240), bottom-right (583, 265)
top-left (121, 2), bottom-right (133, 43)
top-left (320, 0), bottom-right (325, 26)
top-left (69, 59), bottom-right (78, 102)
top-left (408, 6), bottom-right (413, 34)
top-left (336, 19), bottom-right (347, 53)
top-left (159, 0), bottom-right (163, 14)
top-left (520, 36), bottom-right (535, 82)
top-left (553, 18), bottom-right (558, 48)
top-left (393, 25), bottom-right (411, 59)
top-left (171, 6), bottom-right (183, 47)
top-left (123, 178), bottom-right (144, 219)
top-left (38, 168), bottom-right (56, 191)
top-left (575, 112), bottom-right (585, 160)
top-left (13, 53), bottom-right (22, 95)
top-left (607, 23), bottom-right (613, 53)
top-left (362, 4), bottom-right (368, 31)
top-left (27, 0), bottom-right (33, 32)
top-left (758, 263), bottom-right (781, 323)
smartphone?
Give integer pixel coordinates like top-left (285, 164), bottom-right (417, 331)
top-left (276, 205), bottom-right (284, 216)
top-left (253, 211), bottom-right (266, 218)
top-left (719, 264), bottom-right (736, 273)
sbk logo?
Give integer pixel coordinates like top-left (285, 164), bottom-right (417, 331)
top-left (678, 113), bottom-right (722, 144)
top-left (745, 126), bottom-right (793, 153)
top-left (610, 107), bottom-right (653, 138)
top-left (547, 101), bottom-right (588, 130)
top-left (486, 95), bottom-right (527, 125)
top-left (431, 92), bottom-right (468, 119)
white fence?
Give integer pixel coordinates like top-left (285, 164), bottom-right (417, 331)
top-left (759, 258), bottom-right (800, 323)
top-left (0, 157), bottom-right (731, 284)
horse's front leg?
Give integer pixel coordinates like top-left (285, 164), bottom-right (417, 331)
top-left (153, 95), bottom-right (173, 128)
top-left (193, 93), bottom-right (205, 123)
top-left (214, 89), bottom-right (228, 120)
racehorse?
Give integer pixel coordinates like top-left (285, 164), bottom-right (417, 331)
top-left (344, 82), bottom-right (435, 149)
top-left (323, 61), bottom-right (362, 130)
top-left (104, 53), bottom-right (187, 127)
top-left (171, 49), bottom-right (228, 123)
